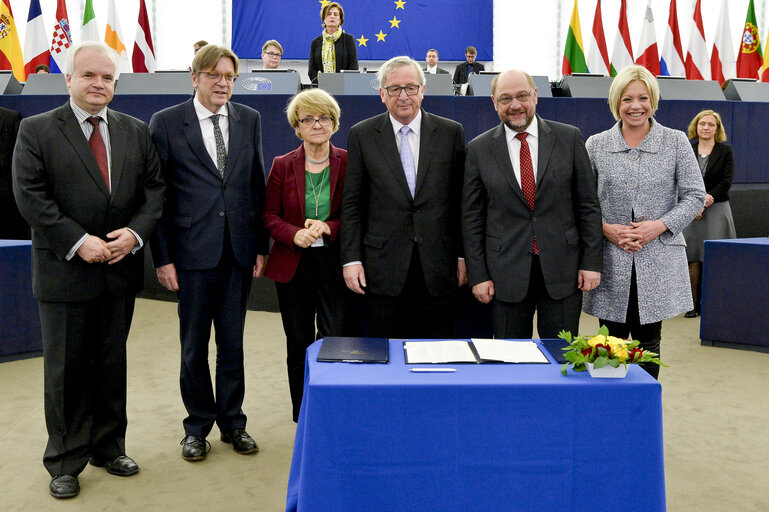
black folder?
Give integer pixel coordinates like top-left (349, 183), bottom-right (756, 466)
top-left (317, 337), bottom-right (390, 363)
top-left (540, 338), bottom-right (571, 364)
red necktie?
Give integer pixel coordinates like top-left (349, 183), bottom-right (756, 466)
top-left (87, 117), bottom-right (109, 191)
top-left (515, 132), bottom-right (538, 254)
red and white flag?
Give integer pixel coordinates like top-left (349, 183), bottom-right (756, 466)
top-left (49, 0), bottom-right (71, 73)
top-left (684, 0), bottom-right (710, 80)
top-left (132, 0), bottom-right (156, 73)
top-left (660, 0), bottom-right (685, 76)
top-left (711, 0), bottom-right (736, 85)
top-left (635, 1), bottom-right (660, 76)
top-left (610, 0), bottom-right (633, 76)
top-left (586, 0), bottom-right (610, 76)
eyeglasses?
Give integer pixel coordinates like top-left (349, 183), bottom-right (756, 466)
top-left (496, 90), bottom-right (534, 105)
top-left (200, 71), bottom-right (238, 84)
top-left (383, 84), bottom-right (422, 97)
top-left (299, 115), bottom-right (334, 127)
top-left (263, 51), bottom-right (281, 58)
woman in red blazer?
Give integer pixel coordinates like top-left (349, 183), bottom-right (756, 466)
top-left (264, 89), bottom-right (350, 421)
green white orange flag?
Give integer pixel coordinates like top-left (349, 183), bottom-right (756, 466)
top-left (81, 0), bottom-right (100, 42)
top-left (562, 0), bottom-right (588, 75)
top-left (736, 0), bottom-right (763, 79)
top-left (0, 0), bottom-right (25, 82)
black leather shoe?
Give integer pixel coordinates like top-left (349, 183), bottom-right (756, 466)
top-left (50, 475), bottom-right (79, 499)
top-left (684, 310), bottom-right (700, 318)
top-left (181, 435), bottom-right (209, 461)
top-left (221, 429), bottom-right (259, 454)
top-left (89, 454), bottom-right (139, 476)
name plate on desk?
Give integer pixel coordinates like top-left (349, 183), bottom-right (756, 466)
top-left (317, 337), bottom-right (389, 363)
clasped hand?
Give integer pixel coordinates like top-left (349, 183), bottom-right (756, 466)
top-left (293, 219), bottom-right (331, 248)
top-left (77, 229), bottom-right (137, 264)
top-left (604, 220), bottom-right (667, 254)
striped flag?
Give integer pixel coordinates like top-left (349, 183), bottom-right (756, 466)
top-left (562, 0), bottom-right (587, 75)
top-left (684, 0), bottom-right (709, 80)
top-left (635, 1), bottom-right (660, 76)
top-left (49, 0), bottom-right (72, 74)
top-left (23, 0), bottom-right (49, 79)
top-left (586, 0), bottom-right (610, 76)
top-left (105, 0), bottom-right (130, 73)
top-left (610, 0), bottom-right (633, 76)
top-left (132, 0), bottom-right (156, 73)
top-left (710, 0), bottom-right (736, 86)
top-left (660, 0), bottom-right (685, 76)
top-left (0, 0), bottom-right (25, 82)
top-left (762, 27), bottom-right (769, 82)
top-left (736, 0), bottom-right (763, 79)
top-left (81, 0), bottom-right (100, 42)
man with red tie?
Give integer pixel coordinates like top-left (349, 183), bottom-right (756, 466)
top-left (461, 69), bottom-right (603, 339)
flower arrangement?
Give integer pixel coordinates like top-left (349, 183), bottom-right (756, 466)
top-left (558, 325), bottom-right (665, 376)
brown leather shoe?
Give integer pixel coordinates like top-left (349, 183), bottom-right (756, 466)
top-left (49, 475), bottom-right (79, 499)
top-left (220, 429), bottom-right (259, 454)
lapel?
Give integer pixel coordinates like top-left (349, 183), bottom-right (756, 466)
top-left (535, 115), bottom-right (554, 196)
top-left (292, 145), bottom-right (307, 219)
top-left (490, 123), bottom-right (528, 207)
top-left (106, 110), bottom-right (125, 196)
top-left (56, 103), bottom-right (110, 199)
top-left (222, 103), bottom-right (242, 184)
top-left (328, 143), bottom-right (341, 203)
top-left (373, 113), bottom-right (413, 201)
top-left (415, 110), bottom-right (436, 196)
top-left (182, 99), bottom-right (221, 180)
top-left (704, 142), bottom-right (723, 176)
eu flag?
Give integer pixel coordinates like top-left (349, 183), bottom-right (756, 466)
top-left (232, 0), bottom-right (492, 61)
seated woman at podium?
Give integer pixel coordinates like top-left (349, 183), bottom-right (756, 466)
top-left (682, 110), bottom-right (737, 318)
top-left (582, 65), bottom-right (705, 379)
top-left (308, 2), bottom-right (358, 84)
top-left (264, 89), bottom-right (352, 421)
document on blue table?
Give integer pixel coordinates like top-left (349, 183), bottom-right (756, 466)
top-left (470, 339), bottom-right (549, 363)
top-left (403, 340), bottom-right (478, 364)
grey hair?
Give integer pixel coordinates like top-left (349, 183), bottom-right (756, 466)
top-left (65, 41), bottom-right (119, 77)
top-left (377, 55), bottom-right (425, 88)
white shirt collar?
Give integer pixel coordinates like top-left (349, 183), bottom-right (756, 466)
top-left (389, 110), bottom-right (422, 137)
top-left (193, 95), bottom-right (228, 120)
top-left (504, 115), bottom-right (538, 143)
top-left (69, 99), bottom-right (108, 124)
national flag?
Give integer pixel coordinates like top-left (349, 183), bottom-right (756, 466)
top-left (586, 0), bottom-right (610, 76)
top-left (132, 0), bottom-right (156, 73)
top-left (684, 0), bottom-right (709, 80)
top-left (761, 27), bottom-right (769, 82)
top-left (660, 0), bottom-right (685, 76)
top-left (23, 0), bottom-right (49, 80)
top-left (711, 0), bottom-right (736, 86)
top-left (81, 0), bottom-right (100, 42)
top-left (105, 0), bottom-right (130, 73)
top-left (0, 0), bottom-right (25, 82)
top-left (49, 0), bottom-right (72, 74)
top-left (562, 0), bottom-right (588, 75)
top-left (736, 0), bottom-right (763, 79)
top-left (635, 1), bottom-right (660, 76)
top-left (610, 0), bottom-right (633, 76)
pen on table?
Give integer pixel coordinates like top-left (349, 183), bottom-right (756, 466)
top-left (409, 368), bottom-right (457, 373)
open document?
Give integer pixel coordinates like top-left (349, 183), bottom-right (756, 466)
top-left (471, 339), bottom-right (549, 363)
top-left (403, 340), bottom-right (478, 364)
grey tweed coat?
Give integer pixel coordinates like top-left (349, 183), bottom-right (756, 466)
top-left (583, 119), bottom-right (705, 324)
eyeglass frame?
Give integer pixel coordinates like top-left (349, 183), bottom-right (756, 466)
top-left (382, 84), bottom-right (423, 97)
top-left (263, 51), bottom-right (282, 58)
top-left (198, 71), bottom-right (239, 84)
top-left (299, 115), bottom-right (334, 127)
top-left (495, 89), bottom-right (535, 106)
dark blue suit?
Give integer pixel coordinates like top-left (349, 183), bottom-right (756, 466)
top-left (150, 98), bottom-right (268, 437)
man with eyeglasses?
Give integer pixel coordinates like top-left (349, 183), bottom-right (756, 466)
top-left (149, 44), bottom-right (268, 462)
top-left (341, 55), bottom-right (466, 338)
top-left (261, 40), bottom-right (283, 70)
top-left (462, 69), bottom-right (603, 339)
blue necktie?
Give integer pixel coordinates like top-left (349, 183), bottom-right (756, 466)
top-left (399, 125), bottom-right (416, 197)
top-left (211, 114), bottom-right (227, 177)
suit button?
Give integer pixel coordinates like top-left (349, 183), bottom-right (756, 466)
top-left (219, 211), bottom-right (225, 217)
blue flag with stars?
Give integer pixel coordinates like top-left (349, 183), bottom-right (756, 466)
top-left (232, 0), bottom-right (492, 61)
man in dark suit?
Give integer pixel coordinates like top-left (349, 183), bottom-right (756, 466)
top-left (149, 44), bottom-right (268, 462)
top-left (452, 46), bottom-right (485, 84)
top-left (12, 41), bottom-right (164, 499)
top-left (0, 107), bottom-right (24, 239)
top-left (462, 69), bottom-right (602, 339)
top-left (341, 55), bottom-right (466, 339)
top-left (423, 49), bottom-right (449, 75)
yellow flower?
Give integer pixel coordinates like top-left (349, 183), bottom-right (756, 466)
top-left (612, 346), bottom-right (629, 362)
top-left (588, 335), bottom-right (606, 347)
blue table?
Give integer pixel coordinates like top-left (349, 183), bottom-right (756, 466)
top-left (0, 240), bottom-right (42, 358)
top-left (286, 340), bottom-right (665, 512)
top-left (701, 238), bottom-right (769, 351)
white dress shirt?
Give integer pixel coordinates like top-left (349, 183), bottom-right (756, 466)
top-left (389, 111), bottom-right (421, 175)
top-left (504, 116), bottom-right (539, 188)
top-left (193, 95), bottom-right (229, 166)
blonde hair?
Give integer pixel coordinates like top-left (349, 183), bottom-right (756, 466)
top-left (286, 89), bottom-right (341, 139)
top-left (607, 65), bottom-right (660, 121)
top-left (687, 110), bottom-right (727, 142)
top-left (261, 40), bottom-right (283, 55)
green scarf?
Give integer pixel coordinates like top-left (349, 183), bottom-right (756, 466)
top-left (321, 29), bottom-right (343, 74)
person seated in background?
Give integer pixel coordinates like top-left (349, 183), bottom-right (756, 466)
top-left (308, 2), bottom-right (358, 84)
top-left (423, 49), bottom-right (449, 75)
top-left (453, 46), bottom-right (485, 84)
top-left (193, 40), bottom-right (208, 55)
top-left (35, 64), bottom-right (50, 74)
top-left (261, 40), bottom-right (283, 69)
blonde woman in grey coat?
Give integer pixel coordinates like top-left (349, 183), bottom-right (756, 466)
top-left (583, 65), bottom-right (705, 379)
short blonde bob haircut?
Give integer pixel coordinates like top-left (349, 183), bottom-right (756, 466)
top-left (321, 2), bottom-right (344, 27)
top-left (687, 109), bottom-right (727, 142)
top-left (286, 89), bottom-right (341, 139)
top-left (607, 65), bottom-right (660, 121)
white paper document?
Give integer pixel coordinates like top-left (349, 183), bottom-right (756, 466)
top-left (404, 340), bottom-right (478, 364)
top-left (470, 339), bottom-right (549, 363)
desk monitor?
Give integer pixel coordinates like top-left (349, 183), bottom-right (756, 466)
top-left (468, 73), bottom-right (552, 98)
top-left (559, 74), bottom-right (614, 99)
top-left (0, 71), bottom-right (23, 94)
top-left (657, 76), bottom-right (725, 100)
top-left (115, 72), bottom-right (193, 95)
top-left (723, 78), bottom-right (769, 102)
top-left (21, 73), bottom-right (68, 95)
top-left (317, 72), bottom-right (380, 95)
top-left (232, 71), bottom-right (301, 95)
top-left (424, 73), bottom-right (453, 96)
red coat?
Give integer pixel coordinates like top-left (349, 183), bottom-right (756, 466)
top-left (264, 143), bottom-right (347, 282)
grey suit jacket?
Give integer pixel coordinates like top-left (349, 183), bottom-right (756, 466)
top-left (462, 115), bottom-right (603, 303)
top-left (12, 102), bottom-right (164, 302)
top-left (340, 110), bottom-right (466, 296)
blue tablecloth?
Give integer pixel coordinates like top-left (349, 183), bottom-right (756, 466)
top-left (286, 339), bottom-right (665, 512)
top-left (0, 240), bottom-right (42, 358)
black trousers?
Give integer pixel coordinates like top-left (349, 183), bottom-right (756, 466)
top-left (275, 247), bottom-right (351, 422)
top-left (599, 265), bottom-right (662, 380)
top-left (366, 247), bottom-right (457, 339)
top-left (39, 291), bottom-right (135, 477)
top-left (491, 255), bottom-right (582, 339)
top-left (177, 235), bottom-right (252, 436)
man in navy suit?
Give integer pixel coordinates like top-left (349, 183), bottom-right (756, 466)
top-left (13, 41), bottom-right (164, 498)
top-left (150, 44), bottom-right (268, 462)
